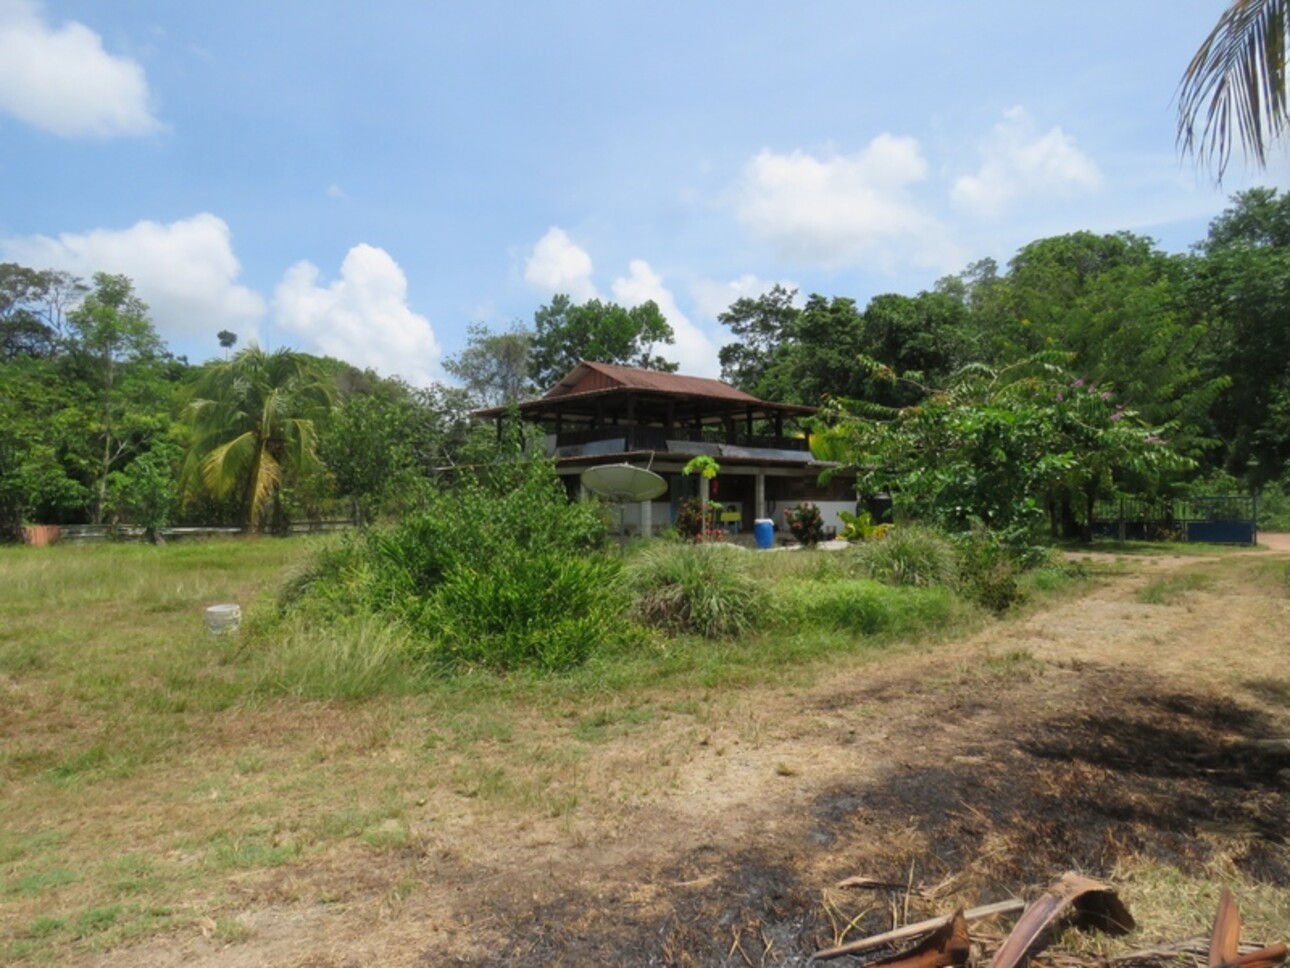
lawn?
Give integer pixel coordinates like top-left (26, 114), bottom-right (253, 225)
top-left (0, 536), bottom-right (983, 963)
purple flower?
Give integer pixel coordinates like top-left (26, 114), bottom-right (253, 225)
top-left (1055, 392), bottom-right (1064, 402)
top-left (1110, 412), bottom-right (1124, 421)
top-left (1071, 378), bottom-right (1085, 388)
top-left (1101, 391), bottom-right (1113, 400)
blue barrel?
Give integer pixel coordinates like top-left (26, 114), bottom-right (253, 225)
top-left (754, 518), bottom-right (775, 550)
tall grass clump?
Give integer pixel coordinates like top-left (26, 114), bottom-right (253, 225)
top-left (254, 613), bottom-right (422, 699)
top-left (626, 543), bottom-right (765, 638)
top-left (284, 458), bottom-right (638, 671)
top-left (769, 578), bottom-right (958, 637)
top-left (847, 526), bottom-right (958, 587)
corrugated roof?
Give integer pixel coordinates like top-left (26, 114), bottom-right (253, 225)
top-left (545, 360), bottom-right (762, 403)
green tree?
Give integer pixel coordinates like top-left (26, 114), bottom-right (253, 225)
top-left (444, 322), bottom-right (534, 407)
top-left (107, 439), bottom-right (182, 543)
top-left (1192, 187), bottom-right (1290, 482)
top-left (320, 379), bottom-right (474, 526)
top-left (529, 294), bottom-right (676, 389)
top-left (822, 355), bottom-right (1191, 539)
top-left (1179, 0), bottom-right (1290, 178)
top-left (0, 264), bottom-right (85, 360)
top-left (66, 273), bottom-right (170, 524)
top-left (717, 284), bottom-right (800, 393)
top-left (181, 346), bottom-right (334, 531)
top-left (0, 357), bottom-right (88, 538)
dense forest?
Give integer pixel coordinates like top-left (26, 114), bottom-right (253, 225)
top-left (3, 188), bottom-right (1288, 541)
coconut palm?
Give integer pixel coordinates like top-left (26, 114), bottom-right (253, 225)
top-left (182, 346), bottom-right (333, 530)
top-left (1179, 0), bottom-right (1290, 178)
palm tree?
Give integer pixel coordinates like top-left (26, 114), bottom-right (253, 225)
top-left (182, 346), bottom-right (333, 531)
top-left (1179, 0), bottom-right (1289, 179)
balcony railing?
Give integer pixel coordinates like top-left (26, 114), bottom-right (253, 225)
top-left (549, 426), bottom-right (809, 454)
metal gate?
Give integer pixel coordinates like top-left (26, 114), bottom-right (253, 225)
top-left (1090, 495), bottom-right (1257, 545)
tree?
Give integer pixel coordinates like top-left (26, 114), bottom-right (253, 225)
top-left (0, 357), bottom-right (88, 538)
top-left (443, 322), bottom-right (534, 407)
top-left (107, 439), bottom-right (181, 543)
top-left (217, 330), bottom-right (237, 357)
top-left (66, 273), bottom-right (170, 524)
top-left (717, 285), bottom-right (800, 393)
top-left (0, 264), bottom-right (85, 360)
top-left (1179, 0), bottom-right (1290, 178)
top-left (1191, 187), bottom-right (1290, 482)
top-left (182, 347), bottom-right (333, 531)
top-left (320, 378), bottom-right (476, 527)
top-left (529, 294), bottom-right (676, 389)
top-left (821, 355), bottom-right (1192, 539)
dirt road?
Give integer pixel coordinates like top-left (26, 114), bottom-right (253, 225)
top-left (95, 546), bottom-right (1290, 967)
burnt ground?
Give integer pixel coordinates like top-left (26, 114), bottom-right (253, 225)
top-left (436, 667), bottom-right (1289, 968)
top-left (88, 549), bottom-right (1290, 967)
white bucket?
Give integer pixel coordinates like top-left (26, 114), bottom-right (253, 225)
top-left (204, 603), bottom-right (242, 634)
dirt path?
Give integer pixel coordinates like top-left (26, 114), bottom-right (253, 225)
top-left (93, 548), bottom-right (1290, 967)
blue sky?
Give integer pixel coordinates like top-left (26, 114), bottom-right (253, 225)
top-left (2, 0), bottom-right (1287, 384)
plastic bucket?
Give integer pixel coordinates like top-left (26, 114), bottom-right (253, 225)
top-left (204, 603), bottom-right (242, 634)
top-left (754, 518), bottom-right (775, 550)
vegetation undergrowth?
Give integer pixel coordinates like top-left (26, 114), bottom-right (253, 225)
top-left (0, 523), bottom-right (1095, 965)
top-left (626, 542), bottom-right (764, 638)
top-left (282, 458), bottom-right (640, 672)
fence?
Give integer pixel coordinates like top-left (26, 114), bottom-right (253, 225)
top-left (22, 520), bottom-right (354, 545)
top-left (1090, 495), bottom-right (1257, 545)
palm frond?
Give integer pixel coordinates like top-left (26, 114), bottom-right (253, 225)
top-left (1179, 0), bottom-right (1290, 179)
top-left (200, 432), bottom-right (257, 498)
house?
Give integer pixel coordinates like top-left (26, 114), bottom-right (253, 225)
top-left (474, 361), bottom-right (856, 536)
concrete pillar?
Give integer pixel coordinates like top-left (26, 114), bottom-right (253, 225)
top-left (755, 470), bottom-right (766, 521)
top-left (640, 498), bottom-right (652, 537)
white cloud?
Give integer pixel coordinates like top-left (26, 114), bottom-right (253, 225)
top-left (2, 213), bottom-right (266, 345)
top-left (690, 274), bottom-right (798, 322)
top-left (274, 244), bottom-right (441, 387)
top-left (734, 135), bottom-right (960, 271)
top-left (0, 0), bottom-right (160, 137)
top-left (524, 227), bottom-right (598, 301)
top-left (952, 106), bottom-right (1103, 217)
top-left (611, 259), bottom-right (720, 378)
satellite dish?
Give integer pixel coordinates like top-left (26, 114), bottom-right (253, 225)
top-left (581, 463), bottom-right (668, 502)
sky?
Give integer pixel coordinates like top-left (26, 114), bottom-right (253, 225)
top-left (2, 0), bottom-right (1288, 386)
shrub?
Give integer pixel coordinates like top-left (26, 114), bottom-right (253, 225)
top-left (420, 549), bottom-right (633, 671)
top-left (784, 502), bottom-right (825, 545)
top-left (674, 498), bottom-right (724, 543)
top-left (952, 527), bottom-right (1023, 612)
top-left (287, 458), bottom-right (637, 671)
top-left (626, 542), bottom-right (764, 638)
top-left (1258, 479), bottom-right (1290, 531)
top-left (849, 526), bottom-right (958, 587)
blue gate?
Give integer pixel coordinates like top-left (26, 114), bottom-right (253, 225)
top-left (1091, 495), bottom-right (1258, 545)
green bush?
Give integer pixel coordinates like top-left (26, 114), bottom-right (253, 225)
top-left (1258, 480), bottom-right (1290, 531)
top-left (287, 459), bottom-right (636, 671)
top-left (419, 549), bottom-right (633, 671)
top-left (952, 527), bottom-right (1023, 612)
top-left (626, 542), bottom-right (764, 638)
top-left (848, 526), bottom-right (958, 587)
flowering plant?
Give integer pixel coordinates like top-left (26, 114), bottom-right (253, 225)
top-left (783, 501), bottom-right (825, 545)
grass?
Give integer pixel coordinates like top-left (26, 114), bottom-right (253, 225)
top-left (1136, 570), bottom-right (1215, 604)
top-left (0, 534), bottom-right (1085, 963)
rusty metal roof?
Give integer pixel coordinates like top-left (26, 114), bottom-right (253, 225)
top-left (544, 361), bottom-right (763, 404)
top-left (475, 361), bottom-right (815, 419)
